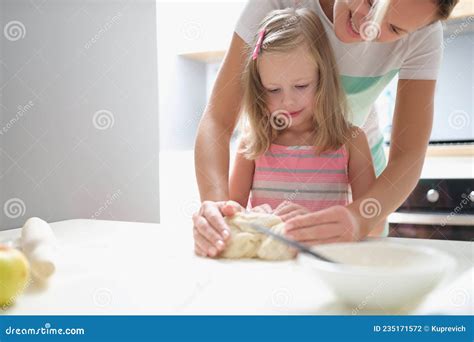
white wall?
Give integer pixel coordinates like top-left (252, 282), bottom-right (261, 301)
top-left (0, 0), bottom-right (160, 230)
top-left (377, 18), bottom-right (474, 143)
top-left (156, 1), bottom-right (246, 151)
top-left (432, 19), bottom-right (473, 141)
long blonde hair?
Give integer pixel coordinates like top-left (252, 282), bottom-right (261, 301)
top-left (240, 8), bottom-right (351, 159)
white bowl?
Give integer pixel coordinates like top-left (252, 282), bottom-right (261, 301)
top-left (298, 241), bottom-right (456, 311)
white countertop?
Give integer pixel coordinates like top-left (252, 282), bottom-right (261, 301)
top-left (0, 219), bottom-right (472, 315)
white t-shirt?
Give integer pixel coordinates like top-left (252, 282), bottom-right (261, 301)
top-left (235, 0), bottom-right (443, 175)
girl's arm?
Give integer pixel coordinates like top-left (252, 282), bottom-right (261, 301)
top-left (229, 140), bottom-right (255, 208)
top-left (347, 127), bottom-right (386, 236)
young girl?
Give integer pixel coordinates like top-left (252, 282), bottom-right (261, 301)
top-left (229, 8), bottom-right (385, 238)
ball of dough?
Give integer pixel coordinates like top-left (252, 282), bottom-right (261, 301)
top-left (221, 211), bottom-right (296, 260)
top-left (257, 222), bottom-right (296, 261)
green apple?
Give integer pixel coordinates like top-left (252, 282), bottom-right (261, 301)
top-left (0, 244), bottom-right (30, 307)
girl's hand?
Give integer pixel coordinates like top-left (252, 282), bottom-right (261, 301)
top-left (273, 201), bottom-right (310, 222)
top-left (192, 200), bottom-right (244, 258)
top-left (284, 205), bottom-right (361, 244)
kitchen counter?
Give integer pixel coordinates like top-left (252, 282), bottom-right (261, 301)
top-left (0, 219), bottom-right (472, 315)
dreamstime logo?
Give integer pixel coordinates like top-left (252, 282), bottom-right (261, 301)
top-left (271, 287), bottom-right (292, 308)
top-left (4, 21), bottom-right (26, 41)
top-left (179, 276), bottom-right (212, 309)
top-left (0, 100), bottom-right (34, 136)
top-left (284, 189), bottom-right (299, 202)
top-left (3, 198), bottom-right (26, 219)
top-left (90, 189), bottom-right (122, 220)
top-left (93, 288), bottom-right (113, 308)
top-left (448, 110), bottom-right (470, 130)
top-left (84, 12), bottom-right (122, 50)
top-left (181, 199), bottom-right (201, 219)
top-left (92, 110), bottom-right (115, 130)
top-left (270, 110), bottom-right (292, 131)
top-left (352, 280), bottom-right (387, 315)
top-left (349, 111), bottom-right (377, 140)
top-left (1, 276), bottom-right (33, 311)
top-left (449, 288), bottom-right (470, 307)
top-left (360, 21), bottom-right (380, 41)
top-left (359, 198), bottom-right (381, 219)
top-left (182, 21), bottom-right (202, 40)
top-left (443, 15), bottom-right (474, 48)
top-left (441, 193), bottom-right (471, 227)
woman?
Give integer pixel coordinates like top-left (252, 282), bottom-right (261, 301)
top-left (192, 0), bottom-right (459, 257)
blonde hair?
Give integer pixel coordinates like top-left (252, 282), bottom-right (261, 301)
top-left (240, 8), bottom-right (351, 159)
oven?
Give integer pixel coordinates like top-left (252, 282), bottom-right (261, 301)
top-left (388, 178), bottom-right (474, 241)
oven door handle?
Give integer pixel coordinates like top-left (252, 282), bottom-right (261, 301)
top-left (388, 212), bottom-right (474, 226)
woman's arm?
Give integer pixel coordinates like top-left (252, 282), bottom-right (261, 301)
top-left (229, 140), bottom-right (255, 208)
top-left (192, 33), bottom-right (248, 257)
top-left (194, 33), bottom-right (248, 201)
top-left (347, 79), bottom-right (435, 234)
top-left (346, 127), bottom-right (385, 237)
top-left (285, 79), bottom-right (435, 242)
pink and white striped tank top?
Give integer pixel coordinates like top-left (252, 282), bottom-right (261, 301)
top-left (250, 144), bottom-right (350, 212)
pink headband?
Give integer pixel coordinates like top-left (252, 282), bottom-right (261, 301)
top-left (252, 29), bottom-right (266, 60)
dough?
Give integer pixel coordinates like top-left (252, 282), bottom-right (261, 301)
top-left (221, 211), bottom-right (296, 261)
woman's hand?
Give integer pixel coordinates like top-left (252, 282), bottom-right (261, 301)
top-left (273, 201), bottom-right (310, 222)
top-left (284, 205), bottom-right (362, 245)
top-left (193, 201), bottom-right (286, 257)
top-left (192, 200), bottom-right (244, 258)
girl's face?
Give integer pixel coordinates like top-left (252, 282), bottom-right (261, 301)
top-left (259, 45), bottom-right (318, 132)
top-left (333, 0), bottom-right (438, 43)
